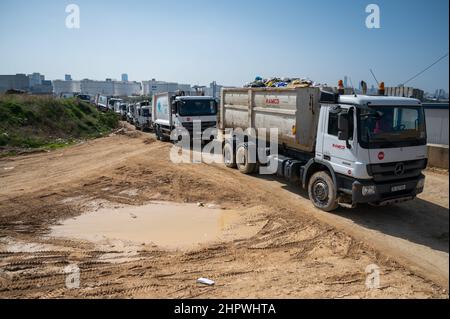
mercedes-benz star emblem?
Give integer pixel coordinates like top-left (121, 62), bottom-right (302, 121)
top-left (394, 163), bottom-right (405, 176)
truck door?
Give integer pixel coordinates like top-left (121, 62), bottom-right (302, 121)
top-left (322, 106), bottom-right (358, 177)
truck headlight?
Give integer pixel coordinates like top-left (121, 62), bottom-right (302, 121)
top-left (362, 185), bottom-right (377, 196)
top-left (416, 178), bottom-right (425, 190)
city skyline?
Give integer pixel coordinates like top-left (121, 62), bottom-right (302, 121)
top-left (2, 70), bottom-right (449, 99)
top-left (0, 0), bottom-right (448, 92)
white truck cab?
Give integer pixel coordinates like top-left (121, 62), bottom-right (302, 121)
top-left (152, 93), bottom-right (218, 141)
top-left (310, 94), bottom-right (427, 209)
top-left (134, 101), bottom-right (152, 131)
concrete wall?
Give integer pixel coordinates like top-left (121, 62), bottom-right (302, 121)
top-left (425, 108), bottom-right (449, 145)
top-left (427, 144), bottom-right (449, 169)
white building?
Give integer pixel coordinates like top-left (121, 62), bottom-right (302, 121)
top-left (52, 78), bottom-right (231, 99)
top-left (203, 81), bottom-right (235, 99)
top-left (53, 80), bottom-right (81, 96)
top-left (142, 79), bottom-right (192, 96)
top-left (80, 79), bottom-right (114, 95)
top-left (112, 81), bottom-right (141, 96)
top-left (53, 79), bottom-right (141, 97)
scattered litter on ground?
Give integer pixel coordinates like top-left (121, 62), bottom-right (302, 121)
top-left (119, 189), bottom-right (139, 197)
top-left (197, 277), bottom-right (215, 286)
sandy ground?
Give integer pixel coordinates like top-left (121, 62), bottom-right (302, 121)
top-left (0, 124), bottom-right (448, 298)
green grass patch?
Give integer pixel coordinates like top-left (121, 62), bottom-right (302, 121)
top-left (0, 94), bottom-right (119, 152)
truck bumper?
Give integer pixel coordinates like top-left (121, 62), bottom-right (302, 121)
top-left (175, 125), bottom-right (216, 140)
top-left (350, 174), bottom-right (425, 205)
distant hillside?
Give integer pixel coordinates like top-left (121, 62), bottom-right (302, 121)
top-left (0, 95), bottom-right (119, 155)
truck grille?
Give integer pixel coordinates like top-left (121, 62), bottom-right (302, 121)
top-left (367, 159), bottom-right (427, 182)
top-left (182, 121), bottom-right (216, 132)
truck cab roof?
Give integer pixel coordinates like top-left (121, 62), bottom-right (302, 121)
top-left (338, 95), bottom-right (421, 107)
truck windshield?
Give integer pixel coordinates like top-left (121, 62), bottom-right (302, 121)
top-left (109, 99), bottom-right (121, 106)
top-left (142, 109), bottom-right (150, 117)
top-left (179, 100), bottom-right (217, 116)
top-left (358, 106), bottom-right (426, 149)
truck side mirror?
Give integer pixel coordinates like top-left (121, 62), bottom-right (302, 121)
top-left (171, 102), bottom-right (177, 114)
top-left (337, 112), bottom-right (349, 141)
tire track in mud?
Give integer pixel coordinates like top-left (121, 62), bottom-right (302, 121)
top-left (0, 133), bottom-right (447, 298)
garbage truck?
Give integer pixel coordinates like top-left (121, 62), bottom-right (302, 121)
top-left (219, 84), bottom-right (428, 211)
top-left (152, 92), bottom-right (218, 141)
top-left (134, 100), bottom-right (152, 131)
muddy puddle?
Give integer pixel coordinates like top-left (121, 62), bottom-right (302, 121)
top-left (49, 201), bottom-right (265, 250)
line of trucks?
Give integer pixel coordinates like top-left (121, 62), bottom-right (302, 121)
top-left (94, 95), bottom-right (153, 131)
top-left (97, 83), bottom-right (429, 212)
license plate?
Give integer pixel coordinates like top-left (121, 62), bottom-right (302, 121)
top-left (391, 185), bottom-right (406, 192)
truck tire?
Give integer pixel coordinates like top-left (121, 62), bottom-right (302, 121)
top-left (308, 171), bottom-right (339, 212)
top-left (222, 142), bottom-right (236, 168)
top-left (236, 144), bottom-right (256, 174)
top-left (155, 125), bottom-right (161, 140)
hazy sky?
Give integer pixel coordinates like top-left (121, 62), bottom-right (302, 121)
top-left (0, 0), bottom-right (448, 92)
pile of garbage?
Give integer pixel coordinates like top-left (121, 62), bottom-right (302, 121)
top-left (244, 76), bottom-right (325, 88)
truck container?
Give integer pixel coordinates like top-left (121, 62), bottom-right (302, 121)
top-left (219, 86), bottom-right (428, 211)
top-left (219, 87), bottom-right (321, 153)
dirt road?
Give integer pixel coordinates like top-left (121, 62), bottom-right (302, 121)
top-left (0, 126), bottom-right (448, 298)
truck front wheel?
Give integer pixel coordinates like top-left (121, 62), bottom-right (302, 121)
top-left (308, 171), bottom-right (339, 212)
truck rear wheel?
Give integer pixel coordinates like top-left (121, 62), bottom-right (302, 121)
top-left (222, 143), bottom-right (236, 168)
top-left (308, 171), bottom-right (339, 212)
top-left (236, 144), bottom-right (256, 174)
